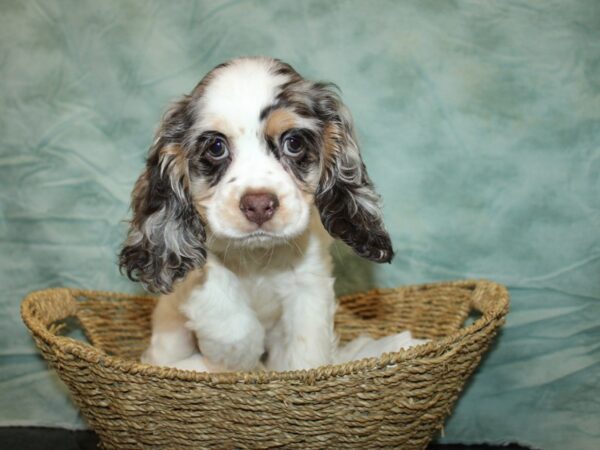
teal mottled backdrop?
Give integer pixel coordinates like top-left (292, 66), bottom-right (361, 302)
top-left (1, 1), bottom-right (599, 449)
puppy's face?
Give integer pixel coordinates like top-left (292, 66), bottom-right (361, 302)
top-left (121, 57), bottom-right (393, 293)
top-left (190, 62), bottom-right (319, 247)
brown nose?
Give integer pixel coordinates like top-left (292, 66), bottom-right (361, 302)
top-left (239, 192), bottom-right (279, 226)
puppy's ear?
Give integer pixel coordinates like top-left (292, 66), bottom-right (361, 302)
top-left (313, 85), bottom-right (394, 263)
top-left (119, 97), bottom-right (206, 293)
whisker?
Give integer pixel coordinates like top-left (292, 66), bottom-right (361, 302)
top-left (265, 244), bottom-right (276, 267)
top-left (290, 238), bottom-right (305, 258)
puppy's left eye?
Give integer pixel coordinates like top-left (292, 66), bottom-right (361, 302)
top-left (283, 136), bottom-right (305, 157)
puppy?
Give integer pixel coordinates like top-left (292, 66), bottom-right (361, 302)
top-left (120, 57), bottom-right (421, 372)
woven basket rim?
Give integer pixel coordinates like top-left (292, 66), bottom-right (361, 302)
top-left (21, 279), bottom-right (509, 385)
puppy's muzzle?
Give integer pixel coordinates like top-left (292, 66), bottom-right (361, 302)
top-left (239, 192), bottom-right (279, 226)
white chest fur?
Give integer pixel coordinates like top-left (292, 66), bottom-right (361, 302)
top-left (213, 212), bottom-right (334, 332)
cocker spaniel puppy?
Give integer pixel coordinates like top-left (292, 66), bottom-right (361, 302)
top-left (120, 57), bottom-right (421, 372)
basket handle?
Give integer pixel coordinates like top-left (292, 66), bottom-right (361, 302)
top-left (21, 288), bottom-right (84, 350)
top-left (470, 280), bottom-right (510, 318)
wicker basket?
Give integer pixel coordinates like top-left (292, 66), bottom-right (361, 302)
top-left (21, 280), bottom-right (508, 450)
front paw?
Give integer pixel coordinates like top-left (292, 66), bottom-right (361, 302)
top-left (198, 319), bottom-right (265, 371)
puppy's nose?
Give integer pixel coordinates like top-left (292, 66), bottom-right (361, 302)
top-left (239, 192), bottom-right (279, 226)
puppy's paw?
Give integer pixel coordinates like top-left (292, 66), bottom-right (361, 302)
top-left (170, 354), bottom-right (220, 372)
top-left (198, 317), bottom-right (265, 371)
top-left (140, 347), bottom-right (154, 365)
top-left (140, 335), bottom-right (196, 367)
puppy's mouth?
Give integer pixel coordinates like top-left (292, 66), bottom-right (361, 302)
top-left (230, 230), bottom-right (287, 247)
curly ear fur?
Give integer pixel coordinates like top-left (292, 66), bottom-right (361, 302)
top-left (119, 98), bottom-right (206, 293)
top-left (312, 85), bottom-right (394, 263)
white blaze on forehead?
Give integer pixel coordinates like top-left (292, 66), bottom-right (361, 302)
top-left (195, 58), bottom-right (288, 134)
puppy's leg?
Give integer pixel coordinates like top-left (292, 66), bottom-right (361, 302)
top-left (268, 275), bottom-right (336, 371)
top-left (141, 293), bottom-right (197, 366)
top-left (334, 331), bottom-right (430, 364)
top-left (181, 256), bottom-right (265, 371)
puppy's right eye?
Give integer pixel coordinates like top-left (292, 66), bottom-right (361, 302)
top-left (206, 137), bottom-right (229, 162)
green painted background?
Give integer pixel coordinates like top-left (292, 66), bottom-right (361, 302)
top-left (1, 1), bottom-right (599, 449)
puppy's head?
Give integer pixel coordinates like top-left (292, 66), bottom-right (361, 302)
top-left (120, 57), bottom-right (393, 293)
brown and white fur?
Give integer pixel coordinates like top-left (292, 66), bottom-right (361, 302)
top-left (120, 57), bottom-right (424, 372)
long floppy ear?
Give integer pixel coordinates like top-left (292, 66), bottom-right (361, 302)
top-left (313, 85), bottom-right (394, 263)
top-left (119, 97), bottom-right (206, 293)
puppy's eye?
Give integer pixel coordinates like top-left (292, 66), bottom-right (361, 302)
top-left (206, 137), bottom-right (229, 161)
top-left (283, 136), bottom-right (305, 157)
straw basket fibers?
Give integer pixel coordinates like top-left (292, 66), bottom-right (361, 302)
top-left (21, 280), bottom-right (508, 449)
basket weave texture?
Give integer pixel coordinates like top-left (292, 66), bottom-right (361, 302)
top-left (21, 280), bottom-right (508, 450)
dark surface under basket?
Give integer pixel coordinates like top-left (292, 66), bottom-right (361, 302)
top-left (0, 427), bottom-right (532, 450)
top-left (21, 280), bottom-right (509, 450)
